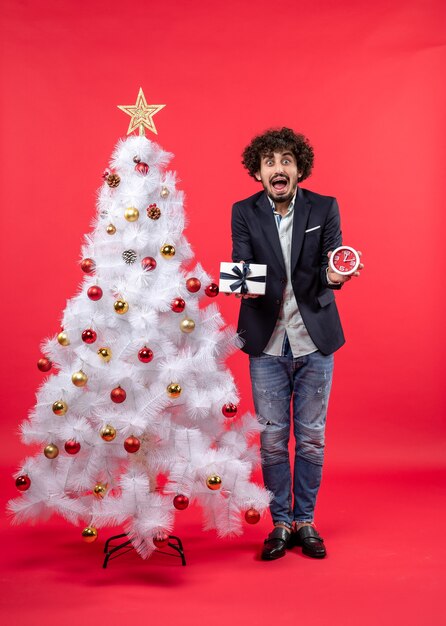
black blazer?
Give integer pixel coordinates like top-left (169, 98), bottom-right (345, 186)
top-left (231, 186), bottom-right (345, 356)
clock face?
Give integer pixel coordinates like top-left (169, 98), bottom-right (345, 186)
top-left (330, 246), bottom-right (360, 275)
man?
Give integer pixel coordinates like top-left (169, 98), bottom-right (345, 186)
top-left (231, 127), bottom-right (362, 560)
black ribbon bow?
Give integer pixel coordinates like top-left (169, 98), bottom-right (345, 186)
top-left (220, 264), bottom-right (266, 294)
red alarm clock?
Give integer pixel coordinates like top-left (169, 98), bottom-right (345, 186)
top-left (329, 246), bottom-right (360, 275)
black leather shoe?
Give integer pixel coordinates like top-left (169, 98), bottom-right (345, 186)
top-left (294, 525), bottom-right (326, 558)
top-left (261, 527), bottom-right (293, 561)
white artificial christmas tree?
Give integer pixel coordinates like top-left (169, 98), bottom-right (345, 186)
top-left (9, 91), bottom-right (270, 559)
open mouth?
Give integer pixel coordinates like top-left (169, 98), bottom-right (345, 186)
top-left (271, 176), bottom-right (289, 192)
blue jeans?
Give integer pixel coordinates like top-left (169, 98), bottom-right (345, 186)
top-left (249, 339), bottom-right (334, 526)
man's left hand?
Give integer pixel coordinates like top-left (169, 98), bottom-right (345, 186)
top-left (327, 250), bottom-right (364, 284)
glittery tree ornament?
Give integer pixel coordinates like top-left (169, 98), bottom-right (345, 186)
top-left (147, 203), bottom-right (161, 220)
top-left (106, 173), bottom-right (120, 188)
top-left (122, 249), bottom-right (137, 264)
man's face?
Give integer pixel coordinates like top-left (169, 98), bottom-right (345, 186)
top-left (255, 150), bottom-right (301, 205)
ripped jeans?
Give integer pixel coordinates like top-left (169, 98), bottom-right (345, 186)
top-left (249, 343), bottom-right (334, 526)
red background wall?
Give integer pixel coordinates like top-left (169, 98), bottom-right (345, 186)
top-left (1, 0), bottom-right (445, 472)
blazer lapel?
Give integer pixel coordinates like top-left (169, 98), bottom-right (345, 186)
top-left (291, 187), bottom-right (311, 274)
top-left (256, 192), bottom-right (286, 273)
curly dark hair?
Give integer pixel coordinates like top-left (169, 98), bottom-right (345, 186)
top-left (242, 127), bottom-right (314, 182)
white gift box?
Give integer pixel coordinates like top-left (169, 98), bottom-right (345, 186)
top-left (219, 262), bottom-right (267, 295)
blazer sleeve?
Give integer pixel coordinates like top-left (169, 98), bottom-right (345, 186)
top-left (320, 198), bottom-right (343, 290)
top-left (231, 203), bottom-right (255, 263)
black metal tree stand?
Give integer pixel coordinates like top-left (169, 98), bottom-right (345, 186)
top-left (103, 532), bottom-right (186, 568)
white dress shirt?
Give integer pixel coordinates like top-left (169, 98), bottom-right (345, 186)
top-left (263, 194), bottom-right (318, 358)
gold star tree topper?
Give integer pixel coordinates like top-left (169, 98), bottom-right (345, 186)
top-left (118, 88), bottom-right (165, 136)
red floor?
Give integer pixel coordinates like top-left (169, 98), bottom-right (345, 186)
top-left (1, 466), bottom-right (445, 626)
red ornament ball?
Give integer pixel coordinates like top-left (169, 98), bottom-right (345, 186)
top-left (81, 258), bottom-right (95, 274)
top-left (171, 297), bottom-right (186, 313)
top-left (138, 347), bottom-right (153, 363)
top-left (142, 256), bottom-right (157, 271)
top-left (82, 329), bottom-right (97, 344)
top-left (37, 357), bottom-right (52, 372)
top-left (222, 403), bottom-right (238, 418)
top-left (186, 277), bottom-right (201, 293)
top-left (124, 436), bottom-right (140, 453)
top-left (135, 162), bottom-right (149, 175)
top-left (245, 508), bottom-right (261, 524)
top-left (87, 286), bottom-right (103, 301)
top-left (153, 534), bottom-right (169, 549)
top-left (15, 475), bottom-right (31, 491)
top-left (111, 386), bottom-right (126, 403)
top-left (64, 440), bottom-right (81, 455)
top-left (173, 494), bottom-right (189, 510)
top-left (205, 283), bottom-right (219, 297)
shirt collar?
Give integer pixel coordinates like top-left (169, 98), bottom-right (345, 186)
top-left (267, 191), bottom-right (297, 214)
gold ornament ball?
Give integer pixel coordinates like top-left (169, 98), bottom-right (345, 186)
top-left (57, 331), bottom-right (70, 346)
top-left (52, 400), bottom-right (68, 416)
top-left (124, 207), bottom-right (139, 222)
top-left (44, 443), bottom-right (59, 459)
top-left (100, 424), bottom-right (116, 442)
top-left (206, 475), bottom-right (222, 490)
top-left (160, 244), bottom-right (175, 259)
top-left (97, 347), bottom-right (112, 362)
top-left (82, 527), bottom-right (98, 543)
top-left (167, 383), bottom-right (182, 398)
top-left (180, 318), bottom-right (195, 333)
top-left (106, 223), bottom-right (116, 235)
top-left (72, 370), bottom-right (88, 387)
top-left (160, 186), bottom-right (170, 198)
top-left (114, 299), bottom-right (129, 315)
top-left (93, 483), bottom-right (108, 499)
